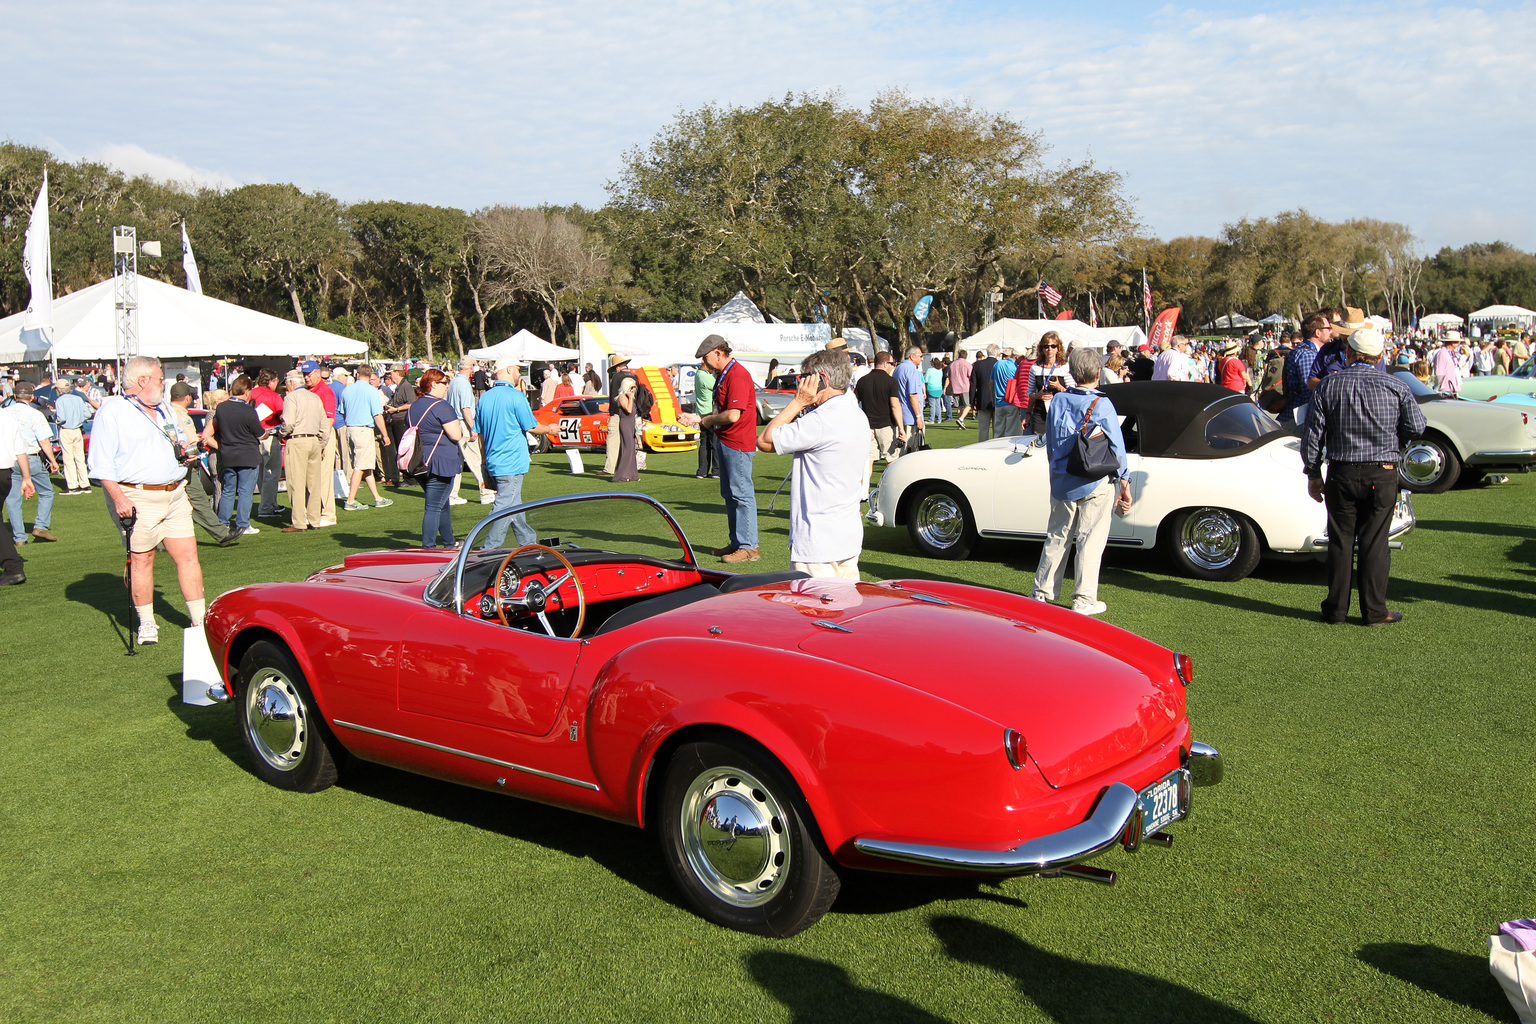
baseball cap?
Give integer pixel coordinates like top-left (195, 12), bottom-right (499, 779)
top-left (300, 360), bottom-right (319, 373)
top-left (13, 381), bottom-right (34, 397)
top-left (169, 382), bottom-right (195, 401)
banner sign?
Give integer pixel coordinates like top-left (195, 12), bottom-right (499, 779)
top-left (1148, 307), bottom-right (1181, 351)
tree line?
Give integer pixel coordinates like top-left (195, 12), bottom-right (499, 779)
top-left (5, 93), bottom-right (1535, 356)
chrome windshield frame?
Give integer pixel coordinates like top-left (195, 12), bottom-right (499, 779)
top-left (422, 490), bottom-right (698, 613)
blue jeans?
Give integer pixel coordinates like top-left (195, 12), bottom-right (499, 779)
top-left (6, 453), bottom-right (54, 540)
top-left (421, 474), bottom-right (455, 548)
top-left (217, 465), bottom-right (257, 532)
top-left (717, 444), bottom-right (758, 551)
top-left (481, 474), bottom-right (536, 549)
top-left (927, 393), bottom-right (943, 422)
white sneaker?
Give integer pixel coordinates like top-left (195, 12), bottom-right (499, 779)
top-left (447, 496), bottom-right (469, 505)
top-left (1073, 601), bottom-right (1108, 616)
top-left (316, 518), bottom-right (336, 528)
top-left (242, 526), bottom-right (261, 535)
top-left (479, 492), bottom-right (496, 505)
top-left (137, 621), bottom-right (159, 645)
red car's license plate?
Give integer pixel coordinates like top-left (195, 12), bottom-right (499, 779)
top-left (1136, 768), bottom-right (1188, 841)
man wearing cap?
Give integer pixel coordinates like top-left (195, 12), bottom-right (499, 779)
top-left (4, 381), bottom-right (60, 544)
top-left (0, 404), bottom-right (31, 584)
top-left (278, 370), bottom-right (328, 531)
top-left (680, 335), bottom-right (760, 562)
top-left (168, 382), bottom-right (237, 546)
top-left (1303, 328), bottom-right (1424, 627)
top-left (475, 359), bottom-right (558, 549)
top-left (55, 378), bottom-right (93, 494)
top-left (87, 355), bottom-right (207, 644)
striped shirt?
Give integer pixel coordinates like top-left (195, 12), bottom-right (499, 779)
top-left (1302, 363), bottom-right (1426, 477)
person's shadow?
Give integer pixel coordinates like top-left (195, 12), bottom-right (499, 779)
top-left (930, 915), bottom-right (1265, 1023)
top-left (1357, 942), bottom-right (1517, 1021)
top-left (746, 951), bottom-right (950, 1023)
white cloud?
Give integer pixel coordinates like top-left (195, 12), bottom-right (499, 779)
top-left (90, 144), bottom-right (245, 191)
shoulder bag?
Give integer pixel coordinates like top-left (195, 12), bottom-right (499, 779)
top-left (1066, 396), bottom-right (1119, 480)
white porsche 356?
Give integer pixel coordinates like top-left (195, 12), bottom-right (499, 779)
top-left (869, 382), bottom-right (1416, 581)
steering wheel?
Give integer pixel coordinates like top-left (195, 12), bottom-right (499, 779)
top-left (494, 544), bottom-right (586, 639)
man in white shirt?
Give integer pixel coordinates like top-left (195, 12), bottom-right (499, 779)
top-left (87, 355), bottom-right (206, 645)
top-left (756, 349), bottom-right (871, 579)
top-left (1152, 334), bottom-right (1196, 382)
top-left (0, 408), bottom-right (33, 584)
top-left (4, 382), bottom-right (60, 544)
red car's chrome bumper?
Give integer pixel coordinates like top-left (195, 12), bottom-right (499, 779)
top-left (852, 742), bottom-right (1222, 878)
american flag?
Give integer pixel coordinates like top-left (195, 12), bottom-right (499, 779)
top-left (1142, 269), bottom-right (1153, 317)
top-left (1088, 292), bottom-right (1098, 328)
top-left (1039, 280), bottom-right (1062, 307)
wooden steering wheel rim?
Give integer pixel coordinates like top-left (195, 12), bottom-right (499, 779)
top-left (494, 543), bottom-right (587, 639)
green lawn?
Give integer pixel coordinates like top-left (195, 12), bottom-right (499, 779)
top-left (2, 429), bottom-right (1532, 1023)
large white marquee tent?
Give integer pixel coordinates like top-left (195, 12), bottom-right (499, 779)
top-left (0, 276), bottom-right (367, 364)
top-left (964, 318), bottom-right (1136, 354)
top-left (1468, 304), bottom-right (1536, 328)
top-left (467, 328), bottom-right (578, 363)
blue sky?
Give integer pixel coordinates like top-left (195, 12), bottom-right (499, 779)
top-left (9, 1), bottom-right (1534, 251)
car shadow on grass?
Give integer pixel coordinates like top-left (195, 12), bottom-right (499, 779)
top-left (746, 951), bottom-right (950, 1023)
top-left (165, 690), bottom-right (247, 768)
top-left (832, 870), bottom-right (1029, 916)
top-left (1356, 942), bottom-right (1516, 1020)
top-left (930, 915), bottom-right (1265, 1023)
top-left (333, 758), bottom-right (679, 908)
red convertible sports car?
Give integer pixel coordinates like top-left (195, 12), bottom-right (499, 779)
top-left (203, 492), bottom-right (1223, 936)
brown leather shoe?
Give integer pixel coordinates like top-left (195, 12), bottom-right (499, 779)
top-left (710, 545), bottom-right (737, 557)
top-left (282, 526), bottom-right (306, 533)
top-left (31, 528), bottom-right (57, 542)
top-left (1365, 610), bottom-right (1403, 626)
top-left (721, 547), bottom-right (760, 563)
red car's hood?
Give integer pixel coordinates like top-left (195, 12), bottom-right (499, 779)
top-left (784, 580), bottom-right (1184, 788)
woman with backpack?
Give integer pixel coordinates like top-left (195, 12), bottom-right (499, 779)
top-left (405, 368), bottom-right (464, 549)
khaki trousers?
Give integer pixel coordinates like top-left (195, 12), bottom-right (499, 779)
top-left (1032, 479), bottom-right (1114, 608)
top-left (454, 433), bottom-right (486, 494)
top-left (604, 415), bottom-right (620, 474)
top-left (319, 438), bottom-right (338, 522)
top-left (285, 436), bottom-right (325, 529)
top-left (59, 427), bottom-right (88, 490)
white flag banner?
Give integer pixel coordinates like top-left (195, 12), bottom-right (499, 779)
top-left (22, 169), bottom-right (54, 347)
top-left (182, 222), bottom-right (204, 295)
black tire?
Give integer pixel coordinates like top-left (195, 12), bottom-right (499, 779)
top-left (1167, 507), bottom-right (1262, 581)
top-left (537, 434), bottom-right (553, 455)
top-left (1400, 433), bottom-right (1461, 493)
top-left (657, 740), bottom-right (840, 938)
top-left (235, 640), bottom-right (342, 793)
top-left (905, 483), bottom-right (979, 560)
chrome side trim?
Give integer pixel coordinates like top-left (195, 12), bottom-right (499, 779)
top-left (332, 719), bottom-right (600, 792)
top-left (853, 782), bottom-right (1139, 876)
top-left (1186, 741), bottom-right (1224, 787)
top-left (1465, 447), bottom-right (1536, 465)
top-left (981, 529), bottom-right (1147, 548)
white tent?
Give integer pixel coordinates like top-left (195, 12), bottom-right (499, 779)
top-left (0, 276), bottom-right (367, 364)
top-left (1203, 313), bottom-right (1260, 330)
top-left (702, 291), bottom-right (786, 325)
top-left (467, 328), bottom-right (578, 362)
top-left (1419, 313), bottom-right (1464, 328)
top-left (1468, 304), bottom-right (1536, 326)
top-left (965, 318), bottom-right (1123, 354)
top-left (1368, 315), bottom-right (1393, 330)
top-left (1098, 325), bottom-right (1149, 351)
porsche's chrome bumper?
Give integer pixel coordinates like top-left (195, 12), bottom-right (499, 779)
top-left (853, 742), bottom-right (1222, 878)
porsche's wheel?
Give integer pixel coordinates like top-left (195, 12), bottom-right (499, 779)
top-left (1168, 507), bottom-right (1262, 581)
top-left (537, 434), bottom-right (553, 455)
top-left (907, 483), bottom-right (979, 560)
top-left (658, 741), bottom-right (839, 937)
top-left (235, 640), bottom-right (341, 793)
top-left (1400, 434), bottom-right (1461, 493)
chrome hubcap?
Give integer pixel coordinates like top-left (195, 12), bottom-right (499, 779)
top-left (1180, 509), bottom-right (1241, 570)
top-left (680, 766), bottom-right (789, 907)
top-left (1402, 442), bottom-right (1444, 484)
top-left (244, 668), bottom-right (307, 771)
top-left (915, 493), bottom-right (964, 549)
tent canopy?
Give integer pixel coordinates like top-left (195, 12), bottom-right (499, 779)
top-left (965, 318), bottom-right (1124, 354)
top-left (1202, 314), bottom-right (1260, 329)
top-left (702, 291), bottom-right (784, 324)
top-left (1468, 304), bottom-right (1536, 322)
top-left (1368, 315), bottom-right (1393, 330)
top-left (467, 328), bottom-right (578, 362)
top-left (1258, 313), bottom-right (1294, 325)
top-left (1419, 313), bottom-right (1464, 327)
top-left (0, 276), bottom-right (367, 363)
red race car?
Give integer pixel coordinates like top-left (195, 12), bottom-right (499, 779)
top-left (203, 492), bottom-right (1223, 936)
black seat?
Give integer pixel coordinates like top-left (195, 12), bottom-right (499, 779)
top-left (593, 584), bottom-right (721, 635)
top-left (716, 570), bottom-right (810, 594)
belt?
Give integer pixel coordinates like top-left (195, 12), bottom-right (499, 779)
top-left (289, 433), bottom-right (324, 438)
top-left (126, 481), bottom-right (183, 492)
top-left (1333, 461), bottom-right (1397, 469)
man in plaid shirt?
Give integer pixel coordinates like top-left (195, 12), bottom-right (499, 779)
top-left (1302, 327), bottom-right (1425, 627)
top-left (1281, 311), bottom-right (1332, 424)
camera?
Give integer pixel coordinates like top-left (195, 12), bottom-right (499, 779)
top-left (174, 442), bottom-right (201, 466)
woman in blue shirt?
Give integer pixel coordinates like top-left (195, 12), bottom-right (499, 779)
top-left (407, 369), bottom-right (464, 548)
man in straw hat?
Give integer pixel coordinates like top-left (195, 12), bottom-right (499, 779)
top-left (1302, 327), bottom-right (1424, 627)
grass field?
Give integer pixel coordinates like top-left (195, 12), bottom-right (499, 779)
top-left (2, 428), bottom-right (1532, 1023)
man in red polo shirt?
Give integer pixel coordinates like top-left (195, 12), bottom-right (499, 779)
top-left (682, 334), bottom-right (760, 562)
top-left (249, 368), bottom-right (286, 518)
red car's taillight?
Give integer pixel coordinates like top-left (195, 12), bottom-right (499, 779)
top-left (1174, 652), bottom-right (1193, 687)
top-left (1003, 728), bottom-right (1028, 770)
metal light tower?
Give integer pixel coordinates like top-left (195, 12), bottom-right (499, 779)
top-left (113, 225), bottom-right (139, 383)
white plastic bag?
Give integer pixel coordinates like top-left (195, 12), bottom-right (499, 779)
top-left (181, 626), bottom-right (221, 706)
top-left (1491, 930), bottom-right (1536, 1024)
top-left (566, 449), bottom-right (584, 474)
top-left (334, 469), bottom-right (348, 499)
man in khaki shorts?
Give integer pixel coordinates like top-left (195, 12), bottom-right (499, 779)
top-left (339, 362), bottom-right (392, 511)
top-left (86, 355), bottom-right (206, 645)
